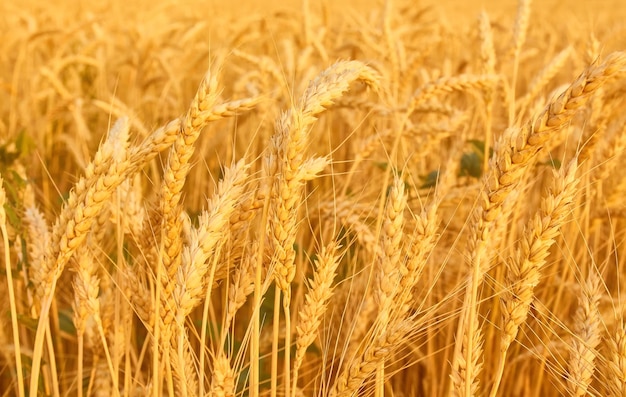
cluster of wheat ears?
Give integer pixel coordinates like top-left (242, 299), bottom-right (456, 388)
top-left (1, 0), bottom-right (626, 396)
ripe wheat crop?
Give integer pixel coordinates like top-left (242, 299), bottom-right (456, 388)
top-left (1, 0), bottom-right (626, 396)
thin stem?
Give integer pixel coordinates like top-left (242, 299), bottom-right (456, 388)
top-left (1, 221), bottom-right (25, 397)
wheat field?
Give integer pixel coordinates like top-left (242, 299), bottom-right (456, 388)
top-left (1, 0), bottom-right (626, 396)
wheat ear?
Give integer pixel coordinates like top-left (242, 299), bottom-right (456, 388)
top-left (28, 86), bottom-right (261, 393)
top-left (333, 320), bottom-right (411, 396)
top-left (508, 0), bottom-right (532, 124)
top-left (376, 175), bottom-right (406, 326)
top-left (157, 68), bottom-right (220, 343)
top-left (374, 175), bottom-right (407, 395)
top-left (478, 10), bottom-right (497, 172)
top-left (450, 51), bottom-right (626, 397)
top-left (73, 247), bottom-right (103, 397)
top-left (407, 74), bottom-right (499, 113)
top-left (395, 200), bottom-right (440, 320)
top-left (605, 320), bottom-right (626, 396)
top-left (489, 159), bottom-right (579, 397)
top-left (176, 160), bottom-right (249, 396)
top-left (567, 272), bottom-right (602, 396)
top-left (450, 315), bottom-right (485, 397)
top-left (264, 60), bottom-right (379, 397)
top-left (209, 353), bottom-right (236, 397)
top-left (174, 160), bottom-right (249, 318)
top-left (223, 241), bottom-right (257, 337)
top-left (24, 206), bottom-right (50, 310)
top-left (292, 241), bottom-right (342, 394)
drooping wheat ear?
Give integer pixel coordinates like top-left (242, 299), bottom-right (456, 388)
top-left (209, 353), bottom-right (235, 397)
top-left (268, 60), bottom-right (379, 292)
top-left (42, 116), bottom-right (129, 301)
top-left (292, 241), bottom-right (342, 392)
top-left (605, 321), bottom-right (626, 396)
top-left (407, 74), bottom-right (499, 113)
top-left (27, 117), bottom-right (130, 396)
top-left (317, 199), bottom-right (382, 258)
top-left (403, 109), bottom-right (468, 143)
top-left (232, 49), bottom-right (286, 91)
top-left (485, 52), bottom-right (626, 225)
top-left (130, 97), bottom-right (260, 173)
top-left (451, 51), bottom-right (626, 397)
top-left (490, 159), bottom-right (579, 397)
top-left (265, 60), bottom-right (378, 397)
top-left (157, 67), bottom-right (263, 298)
top-left (154, 73), bottom-right (263, 370)
top-left (567, 272), bottom-right (602, 397)
top-left (28, 85), bottom-right (262, 389)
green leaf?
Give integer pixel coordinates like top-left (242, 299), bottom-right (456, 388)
top-left (539, 158), bottom-right (562, 169)
top-left (460, 152), bottom-right (482, 178)
top-left (468, 139), bottom-right (486, 154)
top-left (17, 313), bottom-right (40, 331)
top-left (3, 203), bottom-right (21, 229)
top-left (374, 162), bottom-right (388, 171)
top-left (16, 130), bottom-right (36, 157)
top-left (59, 309), bottom-right (77, 335)
top-left (421, 170), bottom-right (439, 188)
top-left (468, 139), bottom-right (494, 161)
